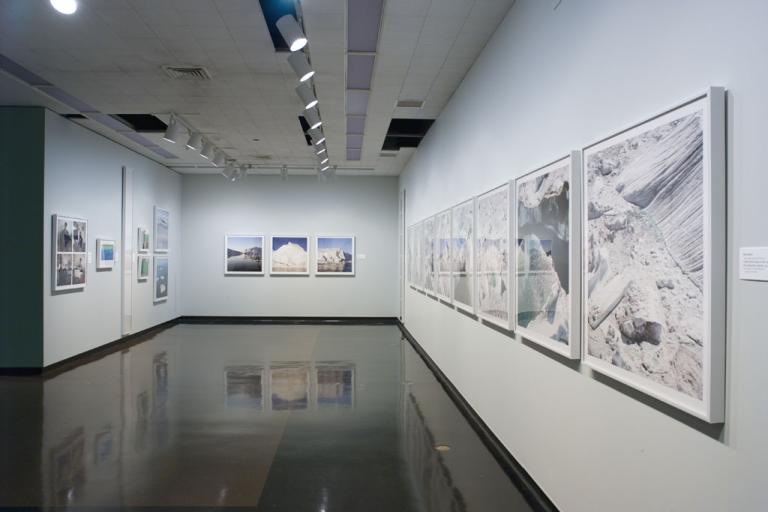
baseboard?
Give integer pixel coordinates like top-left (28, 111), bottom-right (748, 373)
top-left (396, 320), bottom-right (559, 512)
top-left (178, 316), bottom-right (398, 326)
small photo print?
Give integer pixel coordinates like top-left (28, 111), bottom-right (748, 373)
top-left (72, 221), bottom-right (87, 253)
top-left (137, 255), bottom-right (150, 281)
top-left (96, 239), bottom-right (115, 270)
top-left (72, 254), bottom-right (87, 285)
top-left (138, 227), bottom-right (150, 253)
top-left (57, 218), bottom-right (73, 252)
top-left (57, 254), bottom-right (73, 287)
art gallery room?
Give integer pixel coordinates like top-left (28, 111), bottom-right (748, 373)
top-left (1, 0), bottom-right (768, 510)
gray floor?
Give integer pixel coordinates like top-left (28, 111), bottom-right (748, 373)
top-left (0, 324), bottom-right (535, 510)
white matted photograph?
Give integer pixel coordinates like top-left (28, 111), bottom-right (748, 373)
top-left (137, 227), bottom-right (150, 253)
top-left (153, 255), bottom-right (169, 303)
top-left (421, 216), bottom-right (435, 292)
top-left (434, 209), bottom-right (452, 301)
top-left (270, 235), bottom-right (309, 275)
top-left (582, 88), bottom-right (726, 423)
top-left (52, 214), bottom-right (88, 292)
top-left (153, 207), bottom-right (169, 253)
top-left (315, 235), bottom-right (355, 275)
top-left (137, 255), bottom-right (150, 282)
top-left (476, 184), bottom-right (511, 328)
top-left (451, 198), bottom-right (475, 313)
top-left (224, 235), bottom-right (265, 275)
top-left (515, 153), bottom-right (582, 359)
top-left (96, 239), bottom-right (116, 270)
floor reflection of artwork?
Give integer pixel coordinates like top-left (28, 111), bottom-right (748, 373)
top-left (405, 393), bottom-right (466, 512)
top-left (451, 199), bottom-right (474, 312)
top-left (50, 428), bottom-right (85, 506)
top-left (271, 365), bottom-right (309, 411)
top-left (153, 352), bottom-right (168, 410)
top-left (315, 364), bottom-right (354, 408)
top-left (435, 210), bottom-right (452, 300)
top-left (94, 428), bottom-right (113, 466)
top-left (476, 184), bottom-right (510, 326)
top-left (134, 391), bottom-right (149, 452)
top-left (225, 366), bottom-right (263, 409)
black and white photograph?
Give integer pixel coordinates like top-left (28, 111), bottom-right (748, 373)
top-left (270, 365), bottom-right (309, 411)
top-left (154, 206), bottom-right (169, 253)
top-left (153, 256), bottom-right (168, 303)
top-left (583, 90), bottom-right (726, 422)
top-left (225, 235), bottom-right (264, 275)
top-left (225, 366), bottom-right (263, 409)
top-left (315, 236), bottom-right (355, 275)
top-left (270, 235), bottom-right (309, 275)
top-left (52, 214), bottom-right (87, 292)
top-left (435, 210), bottom-right (451, 300)
top-left (451, 199), bottom-right (475, 312)
top-left (516, 156), bottom-right (579, 358)
top-left (476, 184), bottom-right (510, 327)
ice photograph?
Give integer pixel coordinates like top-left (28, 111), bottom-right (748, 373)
top-left (585, 105), bottom-right (706, 400)
top-left (154, 256), bottom-right (168, 302)
top-left (451, 200), bottom-right (474, 310)
top-left (154, 207), bottom-right (169, 252)
top-left (225, 235), bottom-right (263, 274)
top-left (421, 217), bottom-right (435, 292)
top-left (476, 185), bottom-right (510, 325)
top-left (435, 210), bottom-right (451, 299)
top-left (271, 236), bottom-right (309, 274)
top-left (316, 236), bottom-right (354, 275)
top-left (137, 255), bottom-right (150, 281)
top-left (516, 162), bottom-right (571, 345)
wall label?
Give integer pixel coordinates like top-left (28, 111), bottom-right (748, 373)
top-left (358, 254), bottom-right (367, 260)
top-left (739, 247), bottom-right (768, 281)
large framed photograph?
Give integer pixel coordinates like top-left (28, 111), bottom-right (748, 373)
top-left (421, 216), bottom-right (435, 293)
top-left (137, 255), bottom-right (150, 282)
top-left (153, 255), bottom-right (169, 303)
top-left (476, 184), bottom-right (512, 328)
top-left (96, 239), bottom-right (116, 270)
top-left (52, 214), bottom-right (87, 292)
top-left (582, 88), bottom-right (726, 422)
top-left (515, 153), bottom-right (581, 359)
top-left (451, 198), bottom-right (475, 313)
top-left (315, 235), bottom-right (355, 275)
top-left (407, 224), bottom-right (416, 288)
top-left (153, 206), bottom-right (169, 253)
top-left (270, 235), bottom-right (309, 275)
top-left (137, 227), bottom-right (150, 253)
top-left (224, 235), bottom-right (264, 275)
top-left (434, 209), bottom-right (452, 301)
top-left (413, 221), bottom-right (424, 291)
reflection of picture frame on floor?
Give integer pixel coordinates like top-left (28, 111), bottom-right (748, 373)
top-left (52, 214), bottom-right (88, 292)
top-left (475, 184), bottom-right (512, 329)
top-left (315, 235), bottom-right (355, 276)
top-left (137, 255), bottom-right (150, 282)
top-left (314, 363), bottom-right (355, 409)
top-left (224, 366), bottom-right (264, 409)
top-left (153, 206), bottom-right (169, 253)
top-left (224, 234), bottom-right (265, 275)
top-left (137, 227), bottom-right (150, 253)
top-left (582, 88), bottom-right (726, 423)
top-left (515, 152), bottom-right (581, 359)
top-left (270, 364), bottom-right (309, 410)
top-left (96, 239), bottom-right (116, 270)
top-left (153, 256), bottom-right (169, 303)
top-left (270, 235), bottom-right (309, 275)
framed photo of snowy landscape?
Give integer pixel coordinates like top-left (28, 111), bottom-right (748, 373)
top-left (582, 88), bottom-right (726, 422)
top-left (515, 152), bottom-right (581, 359)
top-left (315, 236), bottom-right (355, 276)
top-left (407, 224), bottom-right (416, 288)
top-left (421, 216), bottom-right (436, 293)
top-left (270, 235), bottom-right (310, 275)
top-left (153, 207), bottom-right (169, 253)
top-left (434, 209), bottom-right (452, 301)
top-left (451, 198), bottom-right (475, 313)
top-left (476, 184), bottom-right (512, 328)
top-left (225, 235), bottom-right (264, 275)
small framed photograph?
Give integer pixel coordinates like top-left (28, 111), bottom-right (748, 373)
top-left (96, 239), bottom-right (116, 270)
top-left (52, 214), bottom-right (88, 291)
top-left (153, 256), bottom-right (169, 303)
top-left (137, 255), bottom-right (150, 282)
top-left (315, 235), bottom-right (355, 276)
top-left (137, 227), bottom-right (150, 253)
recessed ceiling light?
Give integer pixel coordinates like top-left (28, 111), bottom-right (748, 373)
top-left (276, 15), bottom-right (308, 52)
top-left (287, 52), bottom-right (315, 82)
top-left (50, 0), bottom-right (78, 15)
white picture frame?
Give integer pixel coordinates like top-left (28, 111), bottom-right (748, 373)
top-left (96, 239), bottom-right (116, 270)
top-left (451, 198), bottom-right (476, 314)
top-left (269, 235), bottom-right (310, 275)
top-left (422, 216), bottom-right (436, 294)
top-left (153, 255), bottom-right (169, 303)
top-left (153, 206), bottom-right (169, 253)
top-left (434, 208), bottom-right (452, 302)
top-left (137, 227), bottom-right (150, 253)
top-left (137, 255), bottom-right (150, 282)
top-left (315, 235), bottom-right (355, 276)
top-left (52, 214), bottom-right (88, 292)
top-left (475, 183), bottom-right (512, 329)
top-left (581, 87), bottom-right (726, 423)
top-left (224, 234), bottom-right (265, 275)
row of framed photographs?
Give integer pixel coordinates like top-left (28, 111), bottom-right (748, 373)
top-left (406, 88), bottom-right (726, 423)
top-left (225, 234), bottom-right (355, 276)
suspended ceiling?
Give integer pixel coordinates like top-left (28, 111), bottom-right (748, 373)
top-left (0, 0), bottom-right (514, 176)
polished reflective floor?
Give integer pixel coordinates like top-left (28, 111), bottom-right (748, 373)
top-left (0, 325), bottom-right (534, 510)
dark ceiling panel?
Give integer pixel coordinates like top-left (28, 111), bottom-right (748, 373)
top-left (110, 114), bottom-right (168, 132)
top-left (381, 118), bottom-right (435, 151)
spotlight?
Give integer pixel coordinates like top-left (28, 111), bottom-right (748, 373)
top-left (276, 15), bottom-right (308, 52)
top-left (222, 162), bottom-right (236, 180)
top-left (50, 0), bottom-right (77, 14)
top-left (186, 132), bottom-right (203, 151)
top-left (320, 164), bottom-right (330, 172)
top-left (238, 164), bottom-right (249, 181)
top-left (281, 165), bottom-right (288, 181)
top-left (316, 147), bottom-right (327, 155)
top-left (295, 82), bottom-right (318, 110)
top-left (287, 52), bottom-right (315, 82)
top-left (320, 156), bottom-right (329, 165)
top-left (308, 128), bottom-right (325, 145)
top-left (305, 107), bottom-right (322, 130)
top-left (163, 116), bottom-right (182, 143)
top-left (213, 150), bottom-right (226, 167)
top-left (200, 141), bottom-right (215, 160)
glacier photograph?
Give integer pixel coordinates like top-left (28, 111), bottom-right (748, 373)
top-left (225, 235), bottom-right (264, 274)
top-left (421, 217), bottom-right (435, 292)
top-left (316, 236), bottom-right (354, 274)
top-left (476, 185), bottom-right (510, 325)
top-left (451, 200), bottom-right (474, 310)
top-left (270, 236), bottom-right (309, 274)
top-left (435, 210), bottom-right (452, 299)
top-left (516, 162), bottom-right (571, 347)
top-left (584, 105), bottom-right (706, 401)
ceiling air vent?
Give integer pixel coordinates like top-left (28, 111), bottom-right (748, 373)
top-left (162, 65), bottom-right (213, 80)
top-left (379, 152), bottom-right (397, 158)
top-left (396, 99), bottom-right (424, 108)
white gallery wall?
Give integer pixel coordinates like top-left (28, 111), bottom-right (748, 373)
top-left (399, 1), bottom-right (768, 511)
top-left (180, 175), bottom-right (399, 317)
top-left (43, 111), bottom-right (182, 366)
